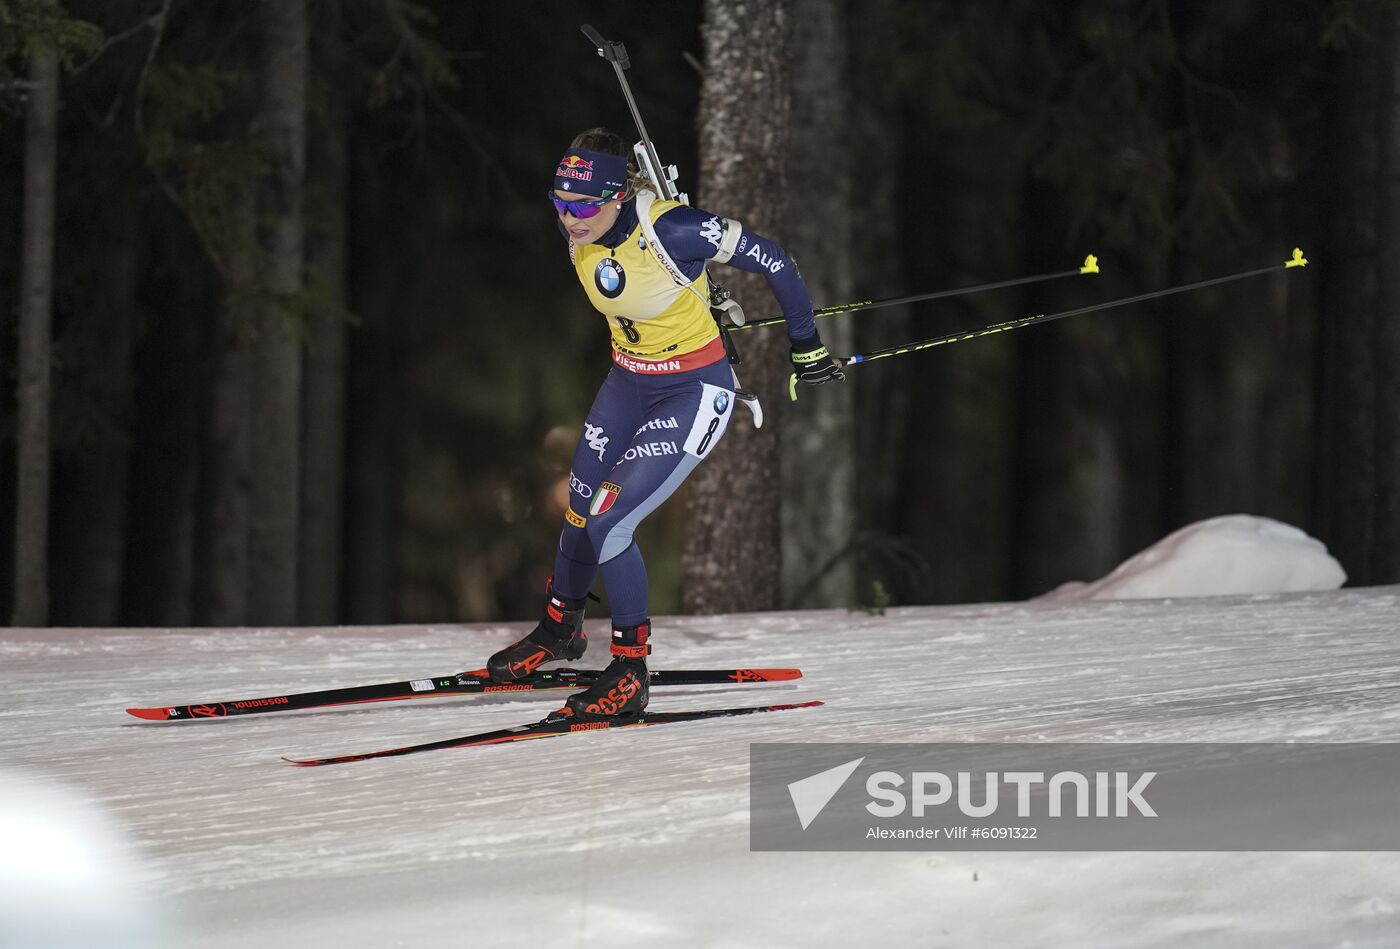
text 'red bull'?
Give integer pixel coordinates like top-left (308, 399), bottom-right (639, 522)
top-left (557, 155), bottom-right (594, 182)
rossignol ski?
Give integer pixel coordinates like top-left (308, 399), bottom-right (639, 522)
top-left (282, 700), bottom-right (824, 766)
top-left (126, 667), bottom-right (802, 722)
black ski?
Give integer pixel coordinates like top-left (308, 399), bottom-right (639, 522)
top-left (127, 667), bottom-right (802, 722)
top-left (282, 700), bottom-right (824, 766)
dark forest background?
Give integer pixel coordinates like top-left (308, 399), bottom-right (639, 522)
top-left (3, 0), bottom-right (1398, 628)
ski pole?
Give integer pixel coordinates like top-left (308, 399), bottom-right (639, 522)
top-left (734, 255), bottom-right (1101, 332)
top-left (788, 247), bottom-right (1310, 400)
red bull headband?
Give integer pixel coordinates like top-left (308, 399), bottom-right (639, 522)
top-left (554, 149), bottom-right (629, 199)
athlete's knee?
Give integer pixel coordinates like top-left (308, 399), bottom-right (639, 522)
top-left (597, 523), bottom-right (636, 564)
top-left (558, 512), bottom-right (600, 564)
top-left (582, 501), bottom-right (633, 563)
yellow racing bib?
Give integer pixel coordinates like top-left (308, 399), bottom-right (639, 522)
top-left (571, 198), bottom-right (718, 359)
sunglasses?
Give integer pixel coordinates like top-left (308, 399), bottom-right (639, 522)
top-left (548, 192), bottom-right (614, 219)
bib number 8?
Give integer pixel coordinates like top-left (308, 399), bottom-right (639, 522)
top-left (695, 417), bottom-right (720, 456)
top-left (615, 317), bottom-right (641, 345)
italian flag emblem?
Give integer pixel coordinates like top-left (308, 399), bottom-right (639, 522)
top-left (590, 481), bottom-right (623, 516)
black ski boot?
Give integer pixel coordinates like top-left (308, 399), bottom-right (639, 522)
top-left (562, 620), bottom-right (651, 721)
top-left (486, 578), bottom-right (588, 681)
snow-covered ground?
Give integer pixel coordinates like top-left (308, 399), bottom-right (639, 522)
top-left (4, 585), bottom-right (1400, 948)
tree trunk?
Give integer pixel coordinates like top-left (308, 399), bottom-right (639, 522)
top-left (125, 275), bottom-right (202, 627)
top-left (300, 22), bottom-right (350, 626)
top-left (1006, 320), bottom-right (1064, 597)
top-left (1315, 11), bottom-right (1400, 586)
top-left (781, 0), bottom-right (856, 609)
top-left (683, 0), bottom-right (792, 614)
top-left (246, 0), bottom-right (308, 624)
top-left (344, 129), bottom-right (400, 623)
top-left (1006, 177), bottom-right (1070, 599)
top-left (53, 192), bottom-right (137, 626)
top-left (203, 195), bottom-right (256, 625)
top-left (845, 0), bottom-right (913, 608)
top-left (12, 13), bottom-right (59, 627)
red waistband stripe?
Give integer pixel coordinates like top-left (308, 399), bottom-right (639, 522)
top-left (612, 336), bottom-right (726, 375)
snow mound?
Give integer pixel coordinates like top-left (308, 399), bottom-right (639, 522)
top-left (1041, 514), bottom-right (1346, 601)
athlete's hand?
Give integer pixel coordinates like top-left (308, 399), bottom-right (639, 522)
top-left (790, 336), bottom-right (846, 385)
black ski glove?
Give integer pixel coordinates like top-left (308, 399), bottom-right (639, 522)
top-left (790, 336), bottom-right (846, 385)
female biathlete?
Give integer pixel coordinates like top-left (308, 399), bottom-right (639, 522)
top-left (485, 128), bottom-right (843, 720)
